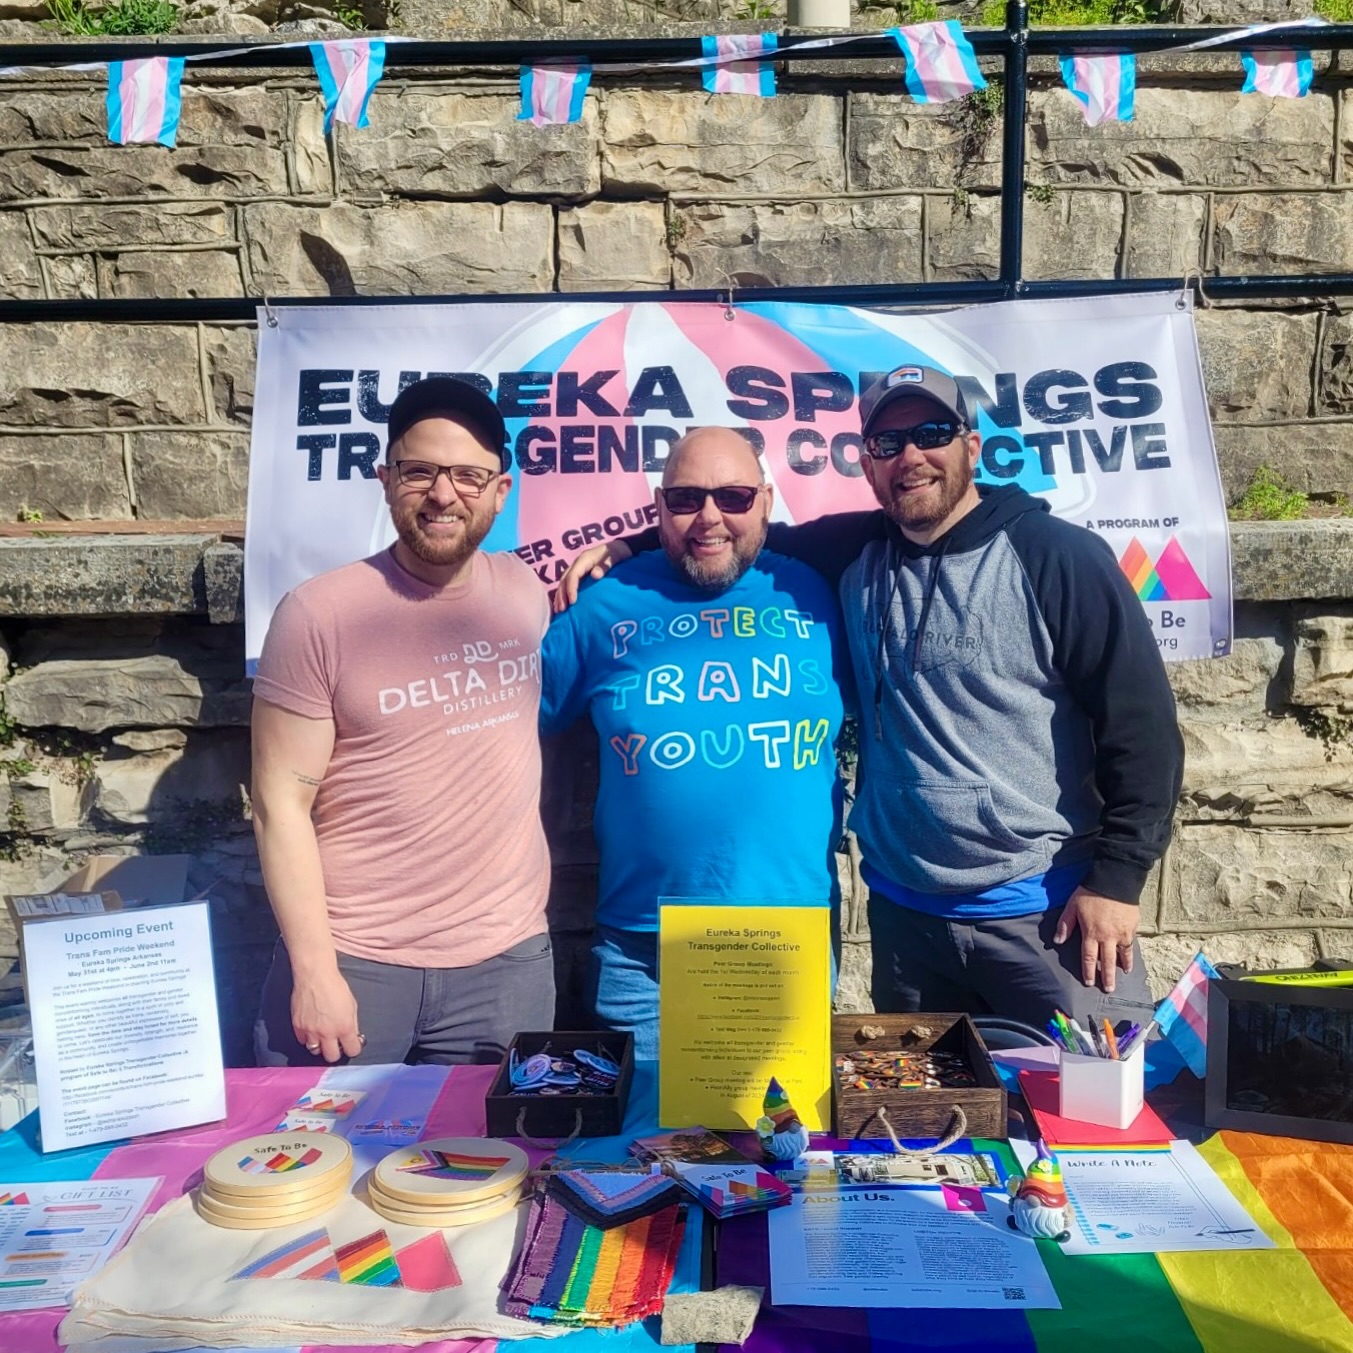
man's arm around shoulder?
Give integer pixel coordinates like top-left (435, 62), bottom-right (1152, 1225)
top-left (251, 696), bottom-right (361, 1063)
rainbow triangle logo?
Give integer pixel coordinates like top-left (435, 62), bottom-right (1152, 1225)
top-left (1119, 536), bottom-right (1211, 602)
top-left (0, 1192), bottom-right (30, 1206)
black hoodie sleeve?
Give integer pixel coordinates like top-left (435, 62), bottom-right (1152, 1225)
top-left (1008, 513), bottom-right (1183, 904)
top-left (620, 511), bottom-right (886, 587)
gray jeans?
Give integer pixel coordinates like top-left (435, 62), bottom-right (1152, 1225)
top-left (254, 931), bottom-right (556, 1067)
top-left (868, 893), bottom-right (1155, 1030)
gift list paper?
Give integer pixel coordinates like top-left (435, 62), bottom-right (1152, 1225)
top-left (0, 1177), bottom-right (158, 1311)
top-left (767, 1186), bottom-right (1060, 1309)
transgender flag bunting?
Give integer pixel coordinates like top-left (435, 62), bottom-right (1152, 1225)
top-left (519, 63), bottom-right (592, 127)
top-left (701, 33), bottom-right (777, 97)
top-left (1058, 53), bottom-right (1135, 126)
top-left (890, 21), bottom-right (986, 104)
top-left (1154, 950), bottom-right (1220, 1079)
top-left (1240, 49), bottom-right (1313, 98)
top-left (310, 39), bottom-right (386, 133)
top-left (106, 57), bottom-right (184, 148)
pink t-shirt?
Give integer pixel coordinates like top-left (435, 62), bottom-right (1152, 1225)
top-left (253, 548), bottom-right (550, 969)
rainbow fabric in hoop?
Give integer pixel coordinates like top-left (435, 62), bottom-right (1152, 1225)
top-left (237, 1146), bottom-right (323, 1175)
top-left (397, 1148), bottom-right (511, 1180)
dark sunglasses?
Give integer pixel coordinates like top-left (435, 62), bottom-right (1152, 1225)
top-left (659, 485), bottom-right (763, 515)
top-left (864, 421), bottom-right (965, 459)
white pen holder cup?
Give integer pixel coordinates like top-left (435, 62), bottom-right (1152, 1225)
top-left (1057, 1040), bottom-right (1145, 1129)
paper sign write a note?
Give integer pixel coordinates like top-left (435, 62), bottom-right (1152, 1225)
top-left (27, 900), bottom-right (225, 1151)
top-left (658, 901), bottom-right (830, 1131)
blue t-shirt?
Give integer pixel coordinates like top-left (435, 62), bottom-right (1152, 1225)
top-left (861, 859), bottom-right (1090, 920)
top-left (541, 550), bottom-right (846, 932)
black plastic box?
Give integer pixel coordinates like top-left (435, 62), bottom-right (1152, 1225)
top-left (485, 1030), bottom-right (635, 1140)
top-left (1205, 961), bottom-right (1353, 1145)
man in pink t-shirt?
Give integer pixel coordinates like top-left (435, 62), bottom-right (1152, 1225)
top-left (251, 376), bottom-right (554, 1066)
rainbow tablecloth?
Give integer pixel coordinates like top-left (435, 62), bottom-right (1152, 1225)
top-left (0, 1063), bottom-right (702, 1353)
top-left (716, 1130), bottom-right (1353, 1353)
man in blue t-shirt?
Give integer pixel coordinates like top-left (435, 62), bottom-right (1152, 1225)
top-left (540, 426), bottom-right (846, 1056)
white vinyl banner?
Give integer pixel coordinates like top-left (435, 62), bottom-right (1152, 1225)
top-left (245, 293), bottom-right (1231, 668)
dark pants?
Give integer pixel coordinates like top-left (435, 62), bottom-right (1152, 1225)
top-left (254, 932), bottom-right (556, 1068)
top-left (868, 892), bottom-right (1154, 1030)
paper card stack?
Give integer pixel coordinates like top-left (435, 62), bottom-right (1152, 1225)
top-left (366, 1137), bottom-right (530, 1228)
top-left (666, 1161), bottom-right (793, 1219)
top-left (196, 1133), bottom-right (353, 1230)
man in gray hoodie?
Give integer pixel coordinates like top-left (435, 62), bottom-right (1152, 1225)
top-left (558, 365), bottom-right (1182, 1030)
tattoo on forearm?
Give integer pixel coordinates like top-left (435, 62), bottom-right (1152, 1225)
top-left (293, 771), bottom-right (322, 787)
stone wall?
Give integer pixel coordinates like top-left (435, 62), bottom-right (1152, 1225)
top-left (1, 10), bottom-right (1352, 1055)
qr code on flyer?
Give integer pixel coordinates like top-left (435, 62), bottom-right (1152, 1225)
top-left (1002, 1288), bottom-right (1026, 1301)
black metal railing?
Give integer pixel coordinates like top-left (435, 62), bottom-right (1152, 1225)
top-left (1, 6), bottom-right (1352, 321)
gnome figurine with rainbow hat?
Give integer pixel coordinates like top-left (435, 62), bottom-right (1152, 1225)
top-left (1007, 1142), bottom-right (1072, 1242)
top-left (756, 1077), bottom-right (810, 1161)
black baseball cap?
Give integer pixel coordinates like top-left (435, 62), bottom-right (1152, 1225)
top-left (859, 364), bottom-right (969, 439)
top-left (386, 376), bottom-right (510, 469)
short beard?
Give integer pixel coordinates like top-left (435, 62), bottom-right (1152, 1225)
top-left (391, 500), bottom-right (493, 571)
top-left (665, 527), bottom-right (765, 593)
top-left (879, 458), bottom-right (975, 534)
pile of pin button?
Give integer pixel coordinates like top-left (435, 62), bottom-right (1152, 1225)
top-left (508, 1047), bottom-right (621, 1097)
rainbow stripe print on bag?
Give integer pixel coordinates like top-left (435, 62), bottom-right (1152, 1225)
top-left (397, 1147), bottom-right (512, 1180)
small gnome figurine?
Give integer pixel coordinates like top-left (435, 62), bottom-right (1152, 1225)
top-left (1007, 1143), bottom-right (1072, 1242)
top-left (756, 1077), bottom-right (810, 1161)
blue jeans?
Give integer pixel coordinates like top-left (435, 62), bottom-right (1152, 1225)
top-left (587, 927), bottom-right (660, 1060)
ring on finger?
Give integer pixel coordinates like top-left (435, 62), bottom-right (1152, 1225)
top-left (358, 1033), bottom-right (367, 1046)
top-left (305, 1042), bottom-right (321, 1053)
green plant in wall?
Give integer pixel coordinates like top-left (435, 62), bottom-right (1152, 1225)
top-left (953, 79), bottom-right (1002, 180)
top-left (1230, 465), bottom-right (1308, 521)
top-left (335, 0), bottom-right (368, 30)
top-left (980, 0), bottom-right (1161, 23)
top-left (735, 0), bottom-right (779, 19)
top-left (47, 0), bottom-right (178, 35)
top-left (1316, 0), bottom-right (1353, 21)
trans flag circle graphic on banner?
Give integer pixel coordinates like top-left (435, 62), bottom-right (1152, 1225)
top-left (244, 293), bottom-right (1231, 668)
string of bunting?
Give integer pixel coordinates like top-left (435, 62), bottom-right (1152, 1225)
top-left (0, 15), bottom-right (1334, 146)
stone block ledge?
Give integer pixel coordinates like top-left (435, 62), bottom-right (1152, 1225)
top-left (0, 518), bottom-right (1348, 622)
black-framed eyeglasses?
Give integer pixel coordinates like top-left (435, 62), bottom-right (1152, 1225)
top-left (393, 460), bottom-right (500, 497)
top-left (659, 485), bottom-right (763, 516)
top-left (864, 421), bottom-right (965, 459)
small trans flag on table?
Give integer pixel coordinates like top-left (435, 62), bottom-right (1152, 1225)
top-left (519, 62), bottom-right (592, 126)
top-left (701, 33), bottom-right (777, 97)
top-left (106, 57), bottom-right (185, 147)
top-left (890, 21), bottom-right (986, 104)
top-left (1059, 53), bottom-right (1136, 126)
top-left (1154, 950), bottom-right (1220, 1079)
top-left (310, 39), bottom-right (386, 133)
top-left (1241, 49), bottom-right (1314, 98)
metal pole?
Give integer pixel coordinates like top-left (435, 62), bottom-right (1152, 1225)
top-left (998, 0), bottom-right (1030, 298)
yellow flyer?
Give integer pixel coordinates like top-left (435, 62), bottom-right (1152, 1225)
top-left (658, 901), bottom-right (830, 1131)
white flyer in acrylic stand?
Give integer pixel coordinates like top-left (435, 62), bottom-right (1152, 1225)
top-left (0, 1178), bottom-right (159, 1311)
top-left (767, 1188), bottom-right (1060, 1309)
top-left (1057, 1141), bottom-right (1275, 1255)
top-left (27, 901), bottom-right (226, 1151)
